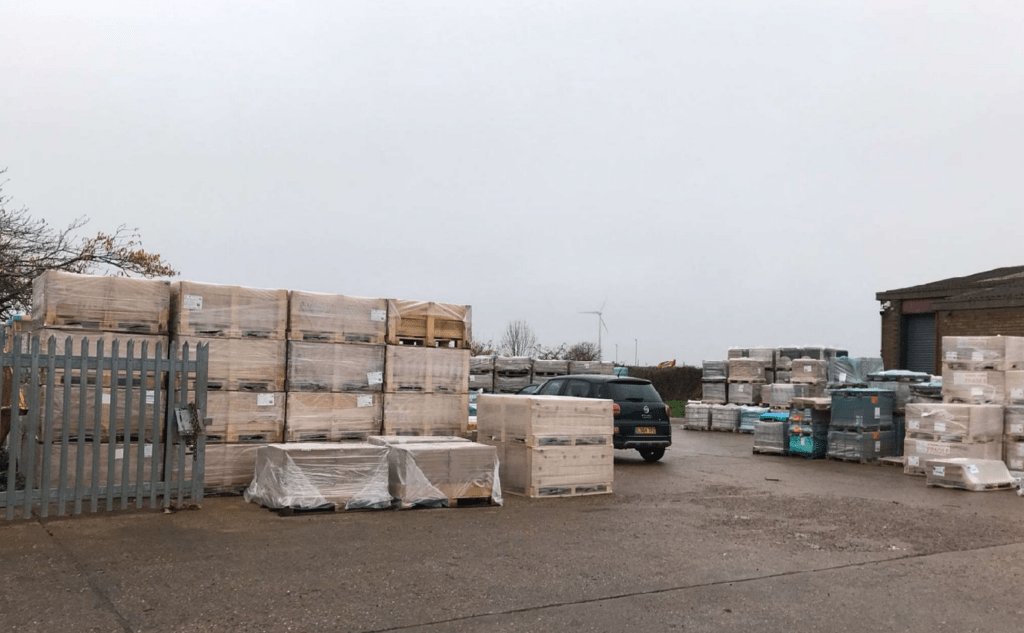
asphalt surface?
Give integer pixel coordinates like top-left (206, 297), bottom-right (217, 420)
top-left (3, 423), bottom-right (1024, 632)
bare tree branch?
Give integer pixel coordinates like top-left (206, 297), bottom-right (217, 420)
top-left (499, 319), bottom-right (538, 357)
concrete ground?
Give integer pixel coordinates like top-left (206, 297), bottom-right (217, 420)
top-left (3, 424), bottom-right (1024, 633)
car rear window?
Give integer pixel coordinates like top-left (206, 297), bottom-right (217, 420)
top-left (602, 381), bottom-right (662, 402)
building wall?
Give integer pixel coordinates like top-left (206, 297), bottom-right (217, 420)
top-left (880, 301), bottom-right (902, 370)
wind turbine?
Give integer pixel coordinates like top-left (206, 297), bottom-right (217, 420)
top-left (580, 301), bottom-right (609, 361)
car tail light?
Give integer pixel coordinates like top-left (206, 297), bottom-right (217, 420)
top-left (613, 403), bottom-right (621, 417)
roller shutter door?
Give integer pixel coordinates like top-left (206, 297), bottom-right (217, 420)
top-left (905, 313), bottom-right (936, 374)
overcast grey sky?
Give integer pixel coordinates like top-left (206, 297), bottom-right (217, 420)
top-left (2, 2), bottom-right (1022, 366)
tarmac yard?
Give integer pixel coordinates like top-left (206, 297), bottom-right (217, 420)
top-left (3, 426), bottom-right (1023, 633)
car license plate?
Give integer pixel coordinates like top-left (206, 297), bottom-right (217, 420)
top-left (636, 427), bottom-right (656, 435)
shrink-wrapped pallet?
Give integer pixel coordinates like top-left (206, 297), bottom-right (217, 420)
top-left (568, 360), bottom-right (615, 375)
top-left (206, 391), bottom-right (284, 443)
top-left (32, 271), bottom-right (170, 335)
top-left (384, 347), bottom-right (470, 393)
top-left (171, 282), bottom-right (287, 339)
top-left (753, 416), bottom-right (787, 454)
top-left (727, 359), bottom-right (765, 383)
top-left (905, 403), bottom-right (1003, 443)
top-left (388, 441), bottom-right (500, 508)
top-left (827, 430), bottom-right (895, 463)
top-left (244, 443), bottom-right (392, 510)
top-left (33, 441), bottom-right (168, 489)
top-left (494, 374), bottom-right (531, 394)
top-left (924, 457), bottom-right (1016, 491)
top-left (1006, 371), bottom-right (1024, 404)
top-left (728, 348), bottom-right (774, 368)
top-left (903, 439), bottom-right (1003, 476)
top-left (791, 359), bottom-right (828, 384)
top-left (284, 392), bottom-right (382, 442)
top-left (287, 342), bottom-right (385, 392)
top-left (288, 292), bottom-right (387, 344)
top-left (710, 404), bottom-right (740, 432)
top-left (176, 337), bottom-right (286, 392)
top-left (830, 389), bottom-right (894, 430)
top-left (1006, 406), bottom-right (1024, 440)
top-left (495, 444), bottom-right (613, 498)
top-left (775, 370), bottom-right (792, 384)
top-left (386, 299), bottom-right (471, 348)
top-left (702, 360), bottom-right (728, 380)
top-left (1004, 441), bottom-right (1024, 472)
top-left (468, 372), bottom-right (493, 393)
top-left (828, 357), bottom-right (884, 387)
top-left (683, 401), bottom-right (711, 431)
top-left (28, 329), bottom-right (167, 361)
top-left (476, 394), bottom-right (612, 446)
top-left (532, 359), bottom-right (568, 378)
top-left (368, 435), bottom-right (470, 446)
top-left (941, 336), bottom-right (1009, 370)
top-left (941, 368), bottom-right (1005, 404)
top-left (205, 443), bottom-right (262, 490)
top-left (728, 382), bottom-right (760, 405)
top-left (701, 380), bottom-right (727, 404)
top-left (494, 356), bottom-right (533, 376)
top-left (470, 356), bottom-right (495, 373)
top-left (382, 393), bottom-right (469, 437)
top-left (738, 406), bottom-right (768, 433)
top-left (765, 383), bottom-right (816, 409)
top-left (40, 384), bottom-right (166, 441)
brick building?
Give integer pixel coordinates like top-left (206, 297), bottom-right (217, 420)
top-left (876, 266), bottom-right (1024, 374)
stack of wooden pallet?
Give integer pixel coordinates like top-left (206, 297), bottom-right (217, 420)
top-left (170, 281), bottom-right (288, 491)
top-left (469, 356), bottom-right (494, 393)
top-left (285, 292), bottom-right (387, 443)
top-left (477, 394), bottom-right (613, 498)
top-left (382, 300), bottom-right (471, 436)
top-left (532, 359), bottom-right (568, 385)
top-left (494, 357), bottom-right (533, 394)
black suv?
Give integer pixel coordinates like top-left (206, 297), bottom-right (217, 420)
top-left (534, 375), bottom-right (671, 462)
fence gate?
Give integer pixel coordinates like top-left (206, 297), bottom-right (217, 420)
top-left (0, 331), bottom-right (209, 520)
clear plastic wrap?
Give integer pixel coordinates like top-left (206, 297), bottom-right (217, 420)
top-left (368, 435), bottom-right (470, 446)
top-left (284, 392), bottom-right (382, 442)
top-left (176, 337), bottom-right (286, 392)
top-left (738, 406), bottom-right (767, 433)
top-left (791, 359), bottom-right (827, 384)
top-left (383, 346), bottom-right (470, 393)
top-left (828, 357), bottom-right (884, 386)
top-left (476, 394), bottom-right (613, 445)
top-left (701, 380), bottom-right (727, 404)
top-left (727, 359), bottom-right (765, 383)
top-left (941, 336), bottom-right (1007, 370)
top-left (32, 271), bottom-right (171, 334)
top-left (710, 404), bottom-right (740, 431)
top-left (382, 393), bottom-right (469, 437)
top-left (775, 356), bottom-right (793, 372)
top-left (206, 391), bottom-right (285, 443)
top-left (1006, 406), bottom-right (1024, 440)
top-left (171, 281), bottom-right (287, 339)
top-left (532, 359), bottom-right (569, 376)
top-left (388, 441), bottom-right (501, 508)
top-left (287, 342), bottom-right (385, 392)
top-left (924, 457), bottom-right (1016, 491)
top-left (493, 443), bottom-right (613, 498)
top-left (494, 356), bottom-right (533, 375)
top-left (903, 439), bottom-right (1003, 476)
top-left (753, 420), bottom-right (786, 453)
top-left (905, 403), bottom-right (1003, 442)
top-left (727, 382), bottom-right (760, 405)
top-left (727, 348), bottom-right (774, 368)
top-left (1004, 441), bottom-right (1024, 472)
top-left (568, 361), bottom-right (615, 375)
top-left (683, 401), bottom-right (711, 430)
top-left (1006, 371), bottom-right (1024, 404)
top-left (494, 374), bottom-right (531, 394)
top-left (702, 360), bottom-right (728, 380)
top-left (40, 383), bottom-right (166, 441)
top-left (205, 443), bottom-right (263, 490)
top-left (470, 355), bottom-right (495, 373)
top-left (29, 329), bottom-right (168, 360)
top-left (765, 383), bottom-right (816, 409)
top-left (775, 370), bottom-right (792, 384)
top-left (940, 368), bottom-right (1005, 404)
top-left (244, 443), bottom-right (392, 510)
top-left (386, 299), bottom-right (471, 348)
top-left (827, 430), bottom-right (895, 463)
top-left (830, 389), bottom-right (894, 430)
top-left (288, 291), bottom-right (388, 344)
top-left (468, 372), bottom-right (494, 392)
top-left (1007, 337), bottom-right (1024, 370)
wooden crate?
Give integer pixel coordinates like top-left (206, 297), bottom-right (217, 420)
top-left (171, 281), bottom-right (287, 339)
top-left (386, 299), bottom-right (471, 348)
top-left (32, 271), bottom-right (170, 334)
top-left (205, 443), bottom-right (262, 491)
top-left (245, 444), bottom-right (391, 510)
top-left (388, 442), bottom-right (498, 507)
top-left (40, 384), bottom-right (166, 442)
top-left (384, 346), bottom-right (469, 394)
top-left (284, 392), bottom-right (382, 442)
top-left (33, 441), bottom-right (176, 490)
top-left (205, 391), bottom-right (285, 443)
top-left (382, 393), bottom-right (469, 437)
top-left (32, 329), bottom-right (167, 388)
top-left (492, 443), bottom-right (613, 498)
top-left (175, 337), bottom-right (286, 392)
top-left (287, 342), bottom-right (385, 392)
top-left (476, 394), bottom-right (613, 447)
top-left (288, 292), bottom-right (388, 344)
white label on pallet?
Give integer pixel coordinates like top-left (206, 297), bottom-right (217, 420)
top-left (909, 419), bottom-right (920, 430)
top-left (257, 394), bottom-right (275, 407)
top-left (908, 456), bottom-right (920, 467)
top-left (955, 372), bottom-right (987, 385)
top-left (184, 295), bottom-right (203, 310)
top-left (934, 421), bottom-right (946, 433)
top-left (367, 371), bottom-right (383, 386)
top-left (804, 366), bottom-right (812, 372)
top-left (875, 407), bottom-right (881, 419)
top-left (967, 464), bottom-right (979, 475)
top-left (1012, 459), bottom-right (1024, 470)
top-left (146, 390), bottom-right (155, 405)
top-left (357, 395), bottom-right (373, 408)
top-left (1011, 423), bottom-right (1024, 434)
top-left (102, 393), bottom-right (111, 404)
top-left (875, 441), bottom-right (881, 452)
top-left (926, 443), bottom-right (951, 456)
top-left (945, 351), bottom-right (958, 360)
top-left (972, 351), bottom-right (984, 361)
top-left (932, 466), bottom-right (945, 477)
top-left (1012, 389), bottom-right (1024, 399)
top-left (114, 445), bottom-right (151, 459)
top-left (370, 309), bottom-right (386, 323)
top-left (971, 387), bottom-right (984, 397)
top-left (856, 414), bottom-right (863, 427)
top-left (839, 372), bottom-right (847, 383)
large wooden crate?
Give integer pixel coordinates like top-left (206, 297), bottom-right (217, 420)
top-left (476, 394), bottom-right (613, 447)
top-left (493, 444), bottom-right (613, 498)
top-left (32, 329), bottom-right (167, 388)
top-left (205, 443), bottom-right (262, 491)
top-left (382, 393), bottom-right (469, 437)
top-left (288, 292), bottom-right (388, 344)
top-left (287, 342), bottom-right (385, 392)
top-left (386, 299), bottom-right (471, 348)
top-left (171, 281), bottom-right (287, 339)
top-left (205, 391), bottom-right (285, 443)
top-left (383, 346), bottom-right (469, 393)
top-left (32, 271), bottom-right (170, 334)
top-left (388, 442), bottom-right (498, 507)
top-left (33, 441), bottom-right (173, 490)
top-left (40, 384), bottom-right (166, 441)
top-left (284, 392), bottom-right (382, 442)
top-left (568, 361), bottom-right (614, 375)
top-left (175, 337), bottom-right (286, 392)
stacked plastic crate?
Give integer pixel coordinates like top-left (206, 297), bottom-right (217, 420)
top-left (865, 369), bottom-right (929, 457)
top-left (827, 390), bottom-right (895, 463)
top-left (382, 300), bottom-right (471, 437)
top-left (285, 292), bottom-right (388, 443)
top-left (170, 281), bottom-right (288, 491)
top-left (494, 357), bottom-right (533, 394)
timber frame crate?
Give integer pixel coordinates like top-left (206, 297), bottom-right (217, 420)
top-left (382, 393), bottom-right (469, 437)
top-left (204, 391), bottom-right (285, 443)
top-left (32, 271), bottom-right (170, 335)
top-left (386, 299), bottom-right (471, 348)
top-left (288, 292), bottom-right (388, 344)
top-left (171, 282), bottom-right (288, 340)
top-left (383, 347), bottom-right (470, 393)
top-left (284, 392), bottom-right (383, 442)
top-left (492, 444), bottom-right (613, 498)
top-left (287, 342), bottom-right (385, 392)
top-left (175, 337), bottom-right (286, 392)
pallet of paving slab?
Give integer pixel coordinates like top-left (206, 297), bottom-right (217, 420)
top-left (43, 314), bottom-right (166, 335)
top-left (504, 482), bottom-right (613, 498)
top-left (501, 433), bottom-right (612, 448)
top-left (879, 456), bottom-right (906, 468)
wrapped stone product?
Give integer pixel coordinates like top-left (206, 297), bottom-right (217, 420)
top-left (830, 389), bottom-right (894, 430)
top-left (205, 391), bottom-right (285, 443)
top-left (244, 443), bottom-right (392, 510)
top-left (1004, 441), bottom-right (1024, 472)
top-left (1007, 337), bottom-right (1024, 371)
top-left (386, 299), bottom-right (471, 348)
top-left (924, 457), bottom-right (1016, 491)
top-left (494, 357), bottom-right (533, 375)
top-left (1006, 406), bottom-right (1024, 440)
top-left (32, 271), bottom-right (170, 334)
top-left (284, 392), bottom-right (382, 442)
top-left (701, 380), bottom-right (727, 404)
top-left (827, 430), bottom-right (895, 463)
top-left (468, 372), bottom-right (494, 393)
top-left (476, 394), bottom-right (612, 446)
top-left (941, 368), bottom-right (1005, 404)
top-left (908, 381), bottom-right (944, 405)
top-left (205, 443), bottom-right (263, 490)
top-left (176, 337), bottom-right (286, 392)
top-left (683, 401), bottom-right (711, 431)
top-left (568, 361), bottom-right (615, 375)
top-left (34, 441), bottom-right (165, 490)
top-left (903, 439), bottom-right (1003, 476)
top-left (753, 413), bottom-right (789, 454)
top-left (384, 347), bottom-right (470, 393)
top-left (494, 373), bottom-right (531, 394)
top-left (171, 282), bottom-right (287, 339)
top-left (496, 444), bottom-right (613, 498)
top-left (287, 342), bottom-right (385, 392)
top-left (702, 360), bottom-right (728, 380)
top-left (728, 382), bottom-right (760, 405)
top-left (791, 358), bottom-right (828, 384)
top-left (775, 370), bottom-right (792, 384)
top-left (532, 359), bottom-right (568, 380)
top-left (727, 359), bottom-right (765, 383)
top-left (905, 403), bottom-right (1003, 443)
top-left (710, 404), bottom-right (740, 432)
top-left (738, 406), bottom-right (768, 433)
top-left (470, 356), bottom-right (495, 373)
top-left (941, 336), bottom-right (1007, 370)
top-left (766, 383), bottom-right (815, 409)
top-left (288, 292), bottom-right (388, 344)
top-left (382, 393), bottom-right (469, 437)
top-left (828, 357), bottom-right (884, 387)
top-left (775, 356), bottom-right (793, 372)
top-left (1006, 371), bottom-right (1024, 405)
top-left (388, 441), bottom-right (501, 508)
top-left (368, 435), bottom-right (470, 446)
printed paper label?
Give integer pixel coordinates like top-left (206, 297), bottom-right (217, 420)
top-left (934, 421), bottom-right (946, 433)
top-left (804, 366), bottom-right (812, 372)
top-left (970, 387), bottom-right (984, 397)
top-left (257, 394), bottom-right (275, 407)
top-left (972, 351), bottom-right (984, 361)
top-left (967, 464), bottom-right (979, 475)
top-left (184, 295), bottom-right (203, 310)
top-left (875, 441), bottom-right (881, 452)
top-left (945, 352), bottom-right (958, 360)
top-left (1012, 389), bottom-right (1024, 399)
top-left (357, 395), bottom-right (373, 408)
top-left (875, 407), bottom-right (881, 419)
top-left (470, 375), bottom-right (476, 382)
top-left (146, 390), bottom-right (155, 405)
top-left (908, 456), bottom-right (920, 467)
top-left (925, 443), bottom-right (951, 456)
top-left (932, 466), bottom-right (945, 477)
top-left (114, 446), bottom-right (151, 459)
top-left (908, 419), bottom-right (920, 430)
top-left (367, 371), bottom-right (383, 386)
top-left (370, 309), bottom-right (386, 323)
top-left (955, 372), bottom-right (988, 386)
top-left (1011, 423), bottom-right (1024, 434)
top-left (839, 372), bottom-right (847, 382)
top-left (102, 393), bottom-right (111, 404)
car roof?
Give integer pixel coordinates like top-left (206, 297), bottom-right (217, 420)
top-left (545, 374), bottom-right (650, 384)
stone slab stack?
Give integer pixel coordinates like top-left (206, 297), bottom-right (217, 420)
top-left (532, 359), bottom-right (568, 385)
top-left (494, 357), bottom-right (533, 394)
top-left (470, 356), bottom-right (495, 393)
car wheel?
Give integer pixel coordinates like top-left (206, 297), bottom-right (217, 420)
top-left (638, 447), bottom-right (665, 463)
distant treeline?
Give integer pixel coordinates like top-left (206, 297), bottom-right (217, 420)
top-left (625, 365), bottom-right (702, 402)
